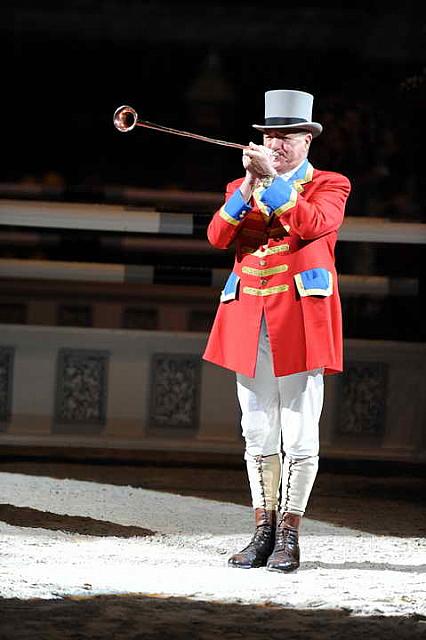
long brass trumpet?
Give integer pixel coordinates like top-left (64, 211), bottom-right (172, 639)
top-left (113, 105), bottom-right (246, 150)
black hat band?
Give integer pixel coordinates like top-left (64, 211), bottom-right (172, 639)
top-left (264, 117), bottom-right (308, 126)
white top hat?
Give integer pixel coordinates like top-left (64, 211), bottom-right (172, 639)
top-left (253, 89), bottom-right (323, 138)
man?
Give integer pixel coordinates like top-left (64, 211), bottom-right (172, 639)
top-left (203, 89), bottom-right (351, 573)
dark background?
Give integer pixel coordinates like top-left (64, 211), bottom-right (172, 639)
top-left (3, 0), bottom-right (425, 219)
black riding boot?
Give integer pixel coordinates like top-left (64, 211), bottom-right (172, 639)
top-left (266, 512), bottom-right (301, 573)
top-left (228, 508), bottom-right (276, 569)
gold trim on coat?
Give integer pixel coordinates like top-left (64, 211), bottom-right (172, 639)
top-left (243, 284), bottom-right (289, 296)
top-left (242, 265), bottom-right (289, 276)
top-left (251, 244), bottom-right (290, 257)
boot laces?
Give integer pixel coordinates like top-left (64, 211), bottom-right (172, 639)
top-left (243, 524), bottom-right (273, 551)
top-left (274, 526), bottom-right (298, 552)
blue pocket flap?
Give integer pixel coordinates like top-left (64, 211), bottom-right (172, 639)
top-left (220, 272), bottom-right (240, 302)
top-left (294, 268), bottom-right (333, 297)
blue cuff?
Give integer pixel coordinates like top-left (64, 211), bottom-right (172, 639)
top-left (260, 177), bottom-right (297, 216)
top-left (223, 189), bottom-right (252, 220)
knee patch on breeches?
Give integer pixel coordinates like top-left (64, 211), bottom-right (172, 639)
top-left (280, 455), bottom-right (319, 516)
top-left (245, 452), bottom-right (282, 510)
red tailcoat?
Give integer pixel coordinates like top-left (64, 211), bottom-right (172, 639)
top-left (203, 161), bottom-right (351, 378)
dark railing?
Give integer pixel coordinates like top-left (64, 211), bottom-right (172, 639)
top-left (0, 189), bottom-right (424, 341)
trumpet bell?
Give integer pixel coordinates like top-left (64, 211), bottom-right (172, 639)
top-left (113, 105), bottom-right (138, 132)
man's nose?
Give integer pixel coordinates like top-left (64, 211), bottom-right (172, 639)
top-left (269, 137), bottom-right (282, 149)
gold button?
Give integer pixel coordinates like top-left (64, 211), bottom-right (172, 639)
top-left (259, 259), bottom-right (267, 266)
top-left (261, 278), bottom-right (268, 286)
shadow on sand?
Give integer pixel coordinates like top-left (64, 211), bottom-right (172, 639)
top-left (0, 457), bottom-right (424, 537)
top-left (0, 593), bottom-right (425, 640)
top-left (0, 503), bottom-right (155, 538)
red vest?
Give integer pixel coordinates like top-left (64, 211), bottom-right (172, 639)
top-left (203, 164), bottom-right (351, 378)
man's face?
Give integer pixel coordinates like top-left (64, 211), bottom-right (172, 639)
top-left (263, 130), bottom-right (312, 174)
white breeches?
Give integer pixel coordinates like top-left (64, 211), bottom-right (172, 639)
top-left (236, 316), bottom-right (324, 515)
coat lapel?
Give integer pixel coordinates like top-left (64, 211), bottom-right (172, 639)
top-left (252, 159), bottom-right (314, 219)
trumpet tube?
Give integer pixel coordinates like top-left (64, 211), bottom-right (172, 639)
top-left (113, 105), bottom-right (246, 150)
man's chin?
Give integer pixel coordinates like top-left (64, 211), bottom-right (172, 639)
top-left (273, 161), bottom-right (289, 174)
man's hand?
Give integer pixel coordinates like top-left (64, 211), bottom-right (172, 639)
top-left (242, 142), bottom-right (278, 179)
